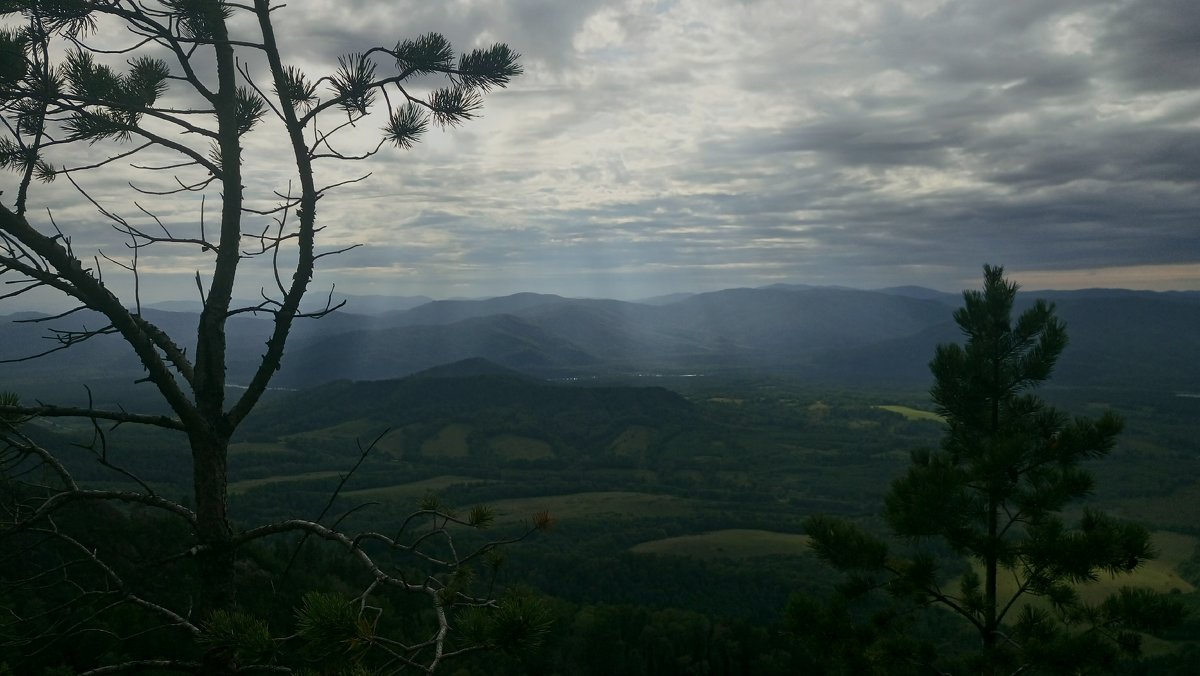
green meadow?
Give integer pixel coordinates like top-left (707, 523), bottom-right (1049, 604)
top-left (341, 474), bottom-right (488, 503)
top-left (229, 470), bottom-right (346, 495)
top-left (875, 404), bottom-right (944, 422)
top-left (631, 529), bottom-right (811, 559)
top-left (482, 491), bottom-right (695, 523)
top-left (976, 530), bottom-right (1196, 608)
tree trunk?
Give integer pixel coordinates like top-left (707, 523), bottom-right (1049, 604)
top-left (983, 366), bottom-right (1000, 676)
top-left (191, 431), bottom-right (233, 612)
top-left (191, 429), bottom-right (235, 674)
top-left (983, 494), bottom-right (998, 676)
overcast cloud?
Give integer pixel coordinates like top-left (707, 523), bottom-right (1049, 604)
top-left (10, 0), bottom-right (1200, 301)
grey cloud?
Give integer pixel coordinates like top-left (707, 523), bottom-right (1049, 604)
top-left (984, 127), bottom-right (1200, 187)
top-left (1100, 0), bottom-right (1200, 92)
top-left (11, 0), bottom-right (1200, 304)
top-left (246, 0), bottom-right (1200, 293)
top-left (1005, 59), bottom-right (1094, 98)
top-left (297, 0), bottom-right (610, 71)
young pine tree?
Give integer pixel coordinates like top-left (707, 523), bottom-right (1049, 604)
top-left (800, 265), bottom-right (1184, 675)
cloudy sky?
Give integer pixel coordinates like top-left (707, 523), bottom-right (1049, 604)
top-left (10, 0), bottom-right (1200, 302)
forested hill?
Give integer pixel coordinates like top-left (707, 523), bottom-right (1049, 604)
top-left (805, 291), bottom-right (1200, 388)
top-left (3, 285), bottom-right (1199, 396)
top-left (239, 358), bottom-right (703, 460)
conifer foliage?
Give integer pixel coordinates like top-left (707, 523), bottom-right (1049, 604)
top-left (800, 265), bottom-right (1184, 675)
top-left (0, 2), bottom-right (543, 674)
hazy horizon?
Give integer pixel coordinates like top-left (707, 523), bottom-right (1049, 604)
top-left (6, 274), bottom-right (1199, 317)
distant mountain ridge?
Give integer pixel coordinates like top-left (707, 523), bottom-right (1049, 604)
top-left (4, 284), bottom-right (1198, 394)
top-left (146, 292), bottom-right (434, 314)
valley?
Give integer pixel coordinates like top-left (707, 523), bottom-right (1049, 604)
top-left (5, 283), bottom-right (1199, 674)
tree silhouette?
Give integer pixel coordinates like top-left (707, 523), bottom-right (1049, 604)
top-left (0, 1), bottom-right (545, 673)
top-left (799, 265), bottom-right (1183, 675)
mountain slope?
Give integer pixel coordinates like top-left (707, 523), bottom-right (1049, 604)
top-left (242, 360), bottom-right (705, 463)
top-left (804, 292), bottom-right (1200, 389)
top-left (270, 313), bottom-right (599, 386)
top-left (4, 285), bottom-right (1196, 394)
top-left (394, 292), bottom-right (567, 326)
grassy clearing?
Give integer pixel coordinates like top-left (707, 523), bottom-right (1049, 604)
top-left (1072, 558), bottom-right (1193, 602)
top-left (1152, 530), bottom-right (1197, 567)
top-left (973, 530), bottom-right (1196, 611)
top-left (609, 425), bottom-right (654, 457)
top-left (282, 423), bottom-right (405, 457)
top-left (229, 470), bottom-right (345, 495)
top-left (421, 423), bottom-right (471, 458)
top-left (342, 475), bottom-right (488, 504)
top-left (285, 418), bottom-right (386, 441)
top-left (631, 529), bottom-right (811, 559)
top-left (875, 405), bottom-right (943, 422)
top-left (481, 491), bottom-right (694, 523)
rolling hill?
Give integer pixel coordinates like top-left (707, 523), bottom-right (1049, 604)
top-left (240, 358), bottom-right (709, 467)
top-left (4, 285), bottom-right (1198, 395)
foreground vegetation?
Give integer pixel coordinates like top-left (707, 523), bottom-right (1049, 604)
top-left (0, 0), bottom-right (540, 672)
top-left (804, 266), bottom-right (1185, 674)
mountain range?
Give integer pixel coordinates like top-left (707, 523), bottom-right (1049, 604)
top-left (3, 284), bottom-right (1198, 399)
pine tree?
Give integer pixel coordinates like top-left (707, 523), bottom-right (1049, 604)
top-left (0, 2), bottom-right (545, 673)
top-left (801, 265), bottom-right (1184, 675)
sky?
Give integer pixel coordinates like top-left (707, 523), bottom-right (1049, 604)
top-left (6, 0), bottom-right (1200, 303)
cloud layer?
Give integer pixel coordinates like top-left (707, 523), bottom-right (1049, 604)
top-left (10, 0), bottom-right (1200, 300)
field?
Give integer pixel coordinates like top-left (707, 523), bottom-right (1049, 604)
top-left (609, 425), bottom-right (654, 457)
top-left (630, 529), bottom-right (811, 559)
top-left (228, 470), bottom-right (346, 495)
top-left (875, 404), bottom-right (943, 422)
top-left (342, 475), bottom-right (488, 503)
top-left (283, 420), bottom-right (405, 455)
top-left (481, 491), bottom-right (695, 523)
top-left (977, 530), bottom-right (1196, 608)
top-left (421, 423), bottom-right (472, 457)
